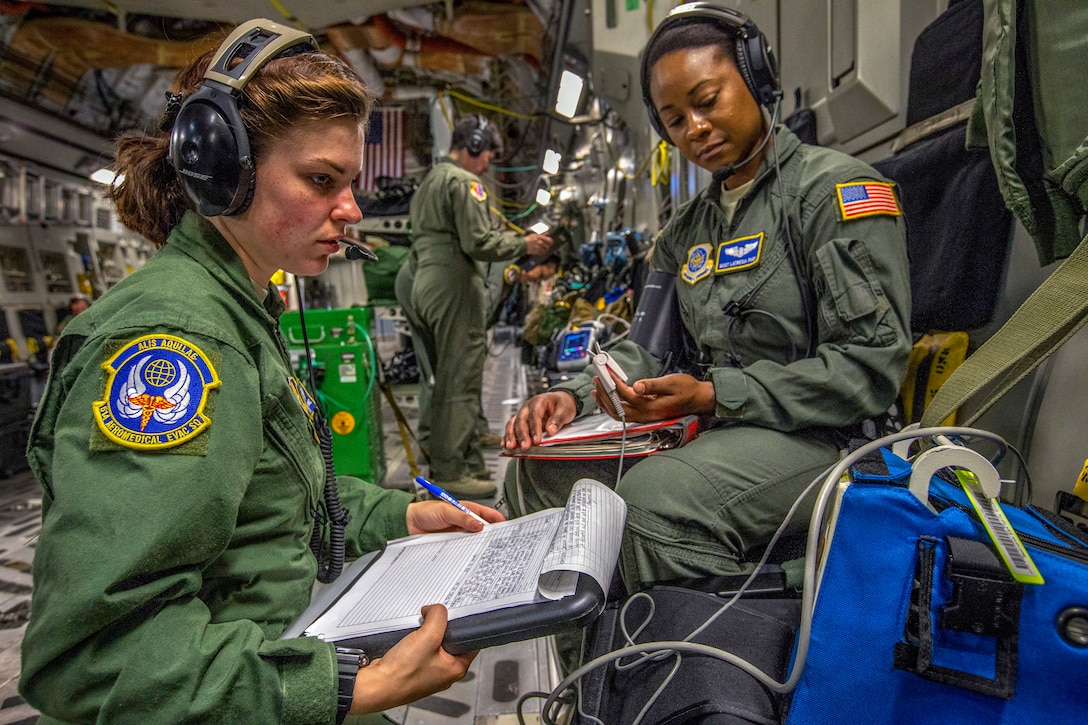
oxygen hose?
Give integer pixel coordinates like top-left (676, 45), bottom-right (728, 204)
top-left (294, 276), bottom-right (351, 583)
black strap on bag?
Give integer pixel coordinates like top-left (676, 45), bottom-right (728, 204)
top-left (893, 537), bottom-right (1022, 698)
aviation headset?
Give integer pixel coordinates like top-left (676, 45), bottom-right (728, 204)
top-left (169, 19), bottom-right (319, 216)
top-left (640, 2), bottom-right (781, 144)
top-left (465, 114), bottom-right (494, 157)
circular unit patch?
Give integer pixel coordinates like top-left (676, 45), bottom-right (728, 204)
top-left (94, 334), bottom-right (221, 450)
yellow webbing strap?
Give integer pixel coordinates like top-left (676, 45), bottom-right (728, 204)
top-left (378, 380), bottom-right (424, 479)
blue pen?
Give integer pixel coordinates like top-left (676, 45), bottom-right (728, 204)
top-left (415, 476), bottom-right (489, 526)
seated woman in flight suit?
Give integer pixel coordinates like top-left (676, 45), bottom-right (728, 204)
top-left (503, 3), bottom-right (912, 593)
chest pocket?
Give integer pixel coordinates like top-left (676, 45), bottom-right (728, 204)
top-left (260, 393), bottom-right (324, 510)
top-left (678, 234), bottom-right (794, 359)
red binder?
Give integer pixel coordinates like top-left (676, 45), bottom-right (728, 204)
top-left (501, 413), bottom-right (701, 460)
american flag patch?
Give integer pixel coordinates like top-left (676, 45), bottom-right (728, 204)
top-left (836, 182), bottom-right (901, 220)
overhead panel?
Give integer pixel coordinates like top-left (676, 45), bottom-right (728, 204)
top-left (30, 0), bottom-right (438, 30)
top-left (823, 0), bottom-right (900, 143)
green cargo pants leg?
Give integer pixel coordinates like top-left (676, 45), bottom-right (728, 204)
top-left (615, 425), bottom-right (836, 591)
top-left (415, 276), bottom-right (487, 483)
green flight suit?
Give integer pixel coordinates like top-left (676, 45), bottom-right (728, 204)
top-left (966, 0), bottom-right (1088, 265)
top-left (20, 212), bottom-right (413, 724)
top-left (505, 128), bottom-right (912, 591)
top-left (409, 157), bottom-right (526, 483)
top-left (394, 258), bottom-right (497, 468)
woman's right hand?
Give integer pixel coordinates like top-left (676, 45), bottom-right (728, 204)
top-left (350, 604), bottom-right (476, 714)
top-left (503, 390), bottom-right (578, 450)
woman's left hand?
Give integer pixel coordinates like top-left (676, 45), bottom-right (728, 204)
top-left (592, 372), bottom-right (716, 423)
top-left (406, 500), bottom-right (505, 535)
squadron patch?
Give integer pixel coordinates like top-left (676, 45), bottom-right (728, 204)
top-left (681, 243), bottom-right (714, 285)
top-left (287, 372), bottom-right (317, 424)
top-left (715, 233), bottom-right (763, 274)
top-left (94, 334), bottom-right (220, 450)
top-left (836, 181), bottom-right (901, 220)
top-left (469, 181), bottom-right (488, 202)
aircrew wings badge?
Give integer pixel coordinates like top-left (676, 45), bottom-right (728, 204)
top-left (469, 181), bottom-right (487, 202)
top-left (836, 181), bottom-right (901, 220)
top-left (715, 233), bottom-right (763, 274)
top-left (94, 334), bottom-right (220, 450)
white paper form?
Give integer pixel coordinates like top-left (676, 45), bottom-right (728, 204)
top-left (304, 478), bottom-right (627, 642)
top-left (539, 478), bottom-right (627, 597)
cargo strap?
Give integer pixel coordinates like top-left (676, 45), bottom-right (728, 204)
top-left (921, 231), bottom-right (1088, 427)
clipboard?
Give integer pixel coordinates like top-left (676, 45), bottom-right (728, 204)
top-left (282, 551), bottom-right (606, 657)
top-left (283, 478), bottom-right (625, 658)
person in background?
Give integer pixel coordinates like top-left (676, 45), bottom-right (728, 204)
top-left (504, 4), bottom-right (911, 594)
top-left (488, 253), bottom-right (561, 329)
top-left (53, 295), bottom-right (90, 339)
top-left (408, 114), bottom-right (553, 499)
top-left (20, 19), bottom-right (503, 724)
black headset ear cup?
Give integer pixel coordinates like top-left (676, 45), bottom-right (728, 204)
top-left (167, 19), bottom-right (316, 217)
top-left (737, 29), bottom-right (780, 108)
top-left (467, 115), bottom-right (490, 156)
top-left (170, 90), bottom-right (254, 217)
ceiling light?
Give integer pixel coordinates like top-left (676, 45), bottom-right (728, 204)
top-left (554, 70), bottom-right (584, 118)
top-left (543, 149), bottom-right (561, 175)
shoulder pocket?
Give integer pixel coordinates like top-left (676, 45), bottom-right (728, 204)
top-left (814, 237), bottom-right (897, 346)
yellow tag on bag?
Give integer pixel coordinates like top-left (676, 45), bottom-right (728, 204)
top-left (1074, 458), bottom-right (1088, 502)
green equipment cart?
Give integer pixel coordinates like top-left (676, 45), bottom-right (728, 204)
top-left (280, 307), bottom-right (385, 485)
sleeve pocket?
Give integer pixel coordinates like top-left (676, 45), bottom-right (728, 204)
top-left (814, 238), bottom-right (896, 346)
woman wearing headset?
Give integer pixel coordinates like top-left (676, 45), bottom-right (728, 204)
top-left (504, 4), bottom-right (912, 592)
top-left (19, 20), bottom-right (502, 724)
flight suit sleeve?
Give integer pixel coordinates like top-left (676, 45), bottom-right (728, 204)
top-left (338, 475), bottom-right (412, 557)
top-left (707, 179), bottom-right (912, 431)
top-left (450, 176), bottom-right (529, 262)
top-left (19, 330), bottom-right (338, 724)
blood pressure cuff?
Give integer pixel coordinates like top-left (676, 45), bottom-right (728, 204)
top-left (873, 125), bottom-right (1012, 332)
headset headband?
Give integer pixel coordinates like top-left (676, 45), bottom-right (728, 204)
top-left (169, 19), bottom-right (318, 216)
top-left (640, 2), bottom-right (780, 144)
top-left (204, 19), bottom-right (317, 91)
